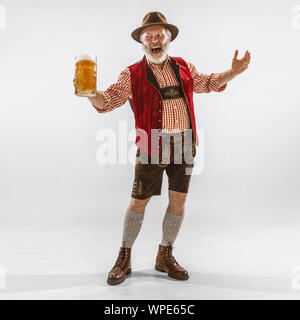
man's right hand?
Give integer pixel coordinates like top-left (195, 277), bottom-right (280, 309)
top-left (73, 75), bottom-right (106, 110)
top-left (87, 91), bottom-right (105, 110)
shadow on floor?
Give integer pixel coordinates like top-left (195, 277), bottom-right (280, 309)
top-left (0, 270), bottom-right (296, 294)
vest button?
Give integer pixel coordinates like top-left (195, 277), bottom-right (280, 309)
top-left (159, 110), bottom-right (161, 112)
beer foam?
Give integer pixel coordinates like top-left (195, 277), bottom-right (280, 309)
top-left (75, 52), bottom-right (96, 63)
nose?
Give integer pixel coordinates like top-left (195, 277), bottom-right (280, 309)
top-left (151, 38), bottom-right (159, 44)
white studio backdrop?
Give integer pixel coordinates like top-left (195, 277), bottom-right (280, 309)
top-left (0, 0), bottom-right (299, 225)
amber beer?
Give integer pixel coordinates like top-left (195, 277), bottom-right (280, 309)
top-left (74, 53), bottom-right (97, 97)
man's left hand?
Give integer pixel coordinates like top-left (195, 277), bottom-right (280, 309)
top-left (232, 49), bottom-right (251, 76)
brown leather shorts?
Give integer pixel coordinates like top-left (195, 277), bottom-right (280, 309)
top-left (131, 132), bottom-right (196, 199)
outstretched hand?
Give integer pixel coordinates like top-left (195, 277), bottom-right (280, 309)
top-left (232, 50), bottom-right (251, 75)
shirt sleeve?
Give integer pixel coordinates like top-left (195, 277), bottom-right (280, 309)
top-left (186, 61), bottom-right (227, 94)
top-left (93, 67), bottom-right (132, 114)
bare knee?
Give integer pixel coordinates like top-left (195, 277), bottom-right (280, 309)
top-left (128, 196), bottom-right (152, 213)
top-left (167, 190), bottom-right (188, 215)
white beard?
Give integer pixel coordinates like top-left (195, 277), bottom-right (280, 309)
top-left (142, 41), bottom-right (170, 65)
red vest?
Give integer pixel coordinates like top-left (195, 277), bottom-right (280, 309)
top-left (128, 55), bottom-right (198, 157)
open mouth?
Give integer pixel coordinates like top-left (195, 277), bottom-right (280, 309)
top-left (151, 47), bottom-right (162, 54)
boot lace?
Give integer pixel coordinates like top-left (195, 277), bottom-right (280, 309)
top-left (166, 246), bottom-right (179, 265)
top-left (113, 248), bottom-right (129, 269)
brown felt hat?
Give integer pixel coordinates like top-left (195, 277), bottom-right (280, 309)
top-left (131, 11), bottom-right (179, 43)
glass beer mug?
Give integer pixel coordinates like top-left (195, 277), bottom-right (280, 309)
top-left (74, 52), bottom-right (97, 97)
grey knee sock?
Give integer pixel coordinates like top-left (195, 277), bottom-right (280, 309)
top-left (121, 209), bottom-right (145, 248)
top-left (161, 211), bottom-right (184, 247)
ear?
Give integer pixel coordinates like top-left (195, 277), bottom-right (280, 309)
top-left (139, 31), bottom-right (145, 43)
top-left (165, 27), bottom-right (171, 39)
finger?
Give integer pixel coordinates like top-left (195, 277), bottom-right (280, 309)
top-left (244, 55), bottom-right (250, 64)
top-left (246, 52), bottom-right (251, 62)
top-left (243, 51), bottom-right (250, 63)
top-left (234, 49), bottom-right (238, 59)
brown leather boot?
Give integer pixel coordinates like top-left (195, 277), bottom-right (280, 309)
top-left (155, 244), bottom-right (189, 280)
top-left (107, 246), bottom-right (132, 285)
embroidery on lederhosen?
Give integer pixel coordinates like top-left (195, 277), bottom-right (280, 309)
top-left (132, 180), bottom-right (143, 195)
top-left (158, 86), bottom-right (184, 100)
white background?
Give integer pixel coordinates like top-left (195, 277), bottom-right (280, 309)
top-left (0, 0), bottom-right (300, 299)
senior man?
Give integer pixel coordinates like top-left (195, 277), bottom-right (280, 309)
top-left (78, 11), bottom-right (250, 285)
